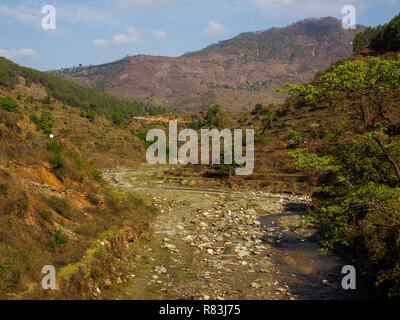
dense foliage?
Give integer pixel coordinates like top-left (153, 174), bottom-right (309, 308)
top-left (278, 55), bottom-right (400, 297)
top-left (353, 13), bottom-right (400, 52)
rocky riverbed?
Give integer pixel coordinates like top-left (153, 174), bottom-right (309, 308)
top-left (103, 169), bottom-right (371, 300)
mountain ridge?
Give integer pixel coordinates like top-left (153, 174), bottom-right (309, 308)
top-left (51, 17), bottom-right (365, 112)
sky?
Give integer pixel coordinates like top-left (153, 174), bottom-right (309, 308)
top-left (0, 0), bottom-right (399, 71)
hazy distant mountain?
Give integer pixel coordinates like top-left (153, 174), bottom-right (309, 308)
top-left (52, 17), bottom-right (365, 111)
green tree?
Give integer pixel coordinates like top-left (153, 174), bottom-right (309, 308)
top-left (282, 55), bottom-right (400, 297)
top-left (206, 104), bottom-right (221, 125)
top-left (277, 55), bottom-right (400, 181)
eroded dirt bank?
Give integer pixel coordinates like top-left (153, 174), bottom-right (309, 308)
top-left (103, 169), bottom-right (371, 300)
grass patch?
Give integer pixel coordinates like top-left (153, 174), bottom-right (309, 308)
top-left (38, 210), bottom-right (53, 223)
top-left (46, 196), bottom-right (74, 220)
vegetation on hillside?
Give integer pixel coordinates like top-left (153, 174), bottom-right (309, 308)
top-left (277, 54), bottom-right (400, 297)
top-left (0, 57), bottom-right (169, 124)
top-left (0, 58), bottom-right (155, 299)
top-left (353, 13), bottom-right (400, 52)
top-left (188, 104), bottom-right (227, 130)
top-left (189, 17), bottom-right (362, 62)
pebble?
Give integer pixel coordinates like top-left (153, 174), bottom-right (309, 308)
top-left (322, 280), bottom-right (330, 286)
top-left (238, 250), bottom-right (250, 257)
top-left (104, 279), bottom-right (112, 288)
top-left (155, 266), bottom-right (167, 274)
top-left (164, 243), bottom-right (176, 250)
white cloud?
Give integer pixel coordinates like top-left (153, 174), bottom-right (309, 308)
top-left (58, 4), bottom-right (111, 25)
top-left (253, 0), bottom-right (332, 16)
top-left (152, 29), bottom-right (168, 40)
top-left (0, 4), bottom-right (40, 26)
top-left (252, 0), bottom-right (397, 17)
top-left (0, 3), bottom-right (111, 27)
top-left (0, 48), bottom-right (38, 60)
top-left (201, 21), bottom-right (228, 37)
top-left (117, 0), bottom-right (174, 8)
top-left (113, 26), bottom-right (141, 45)
top-left (92, 39), bottom-right (108, 48)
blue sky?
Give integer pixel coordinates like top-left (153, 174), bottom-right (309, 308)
top-left (0, 0), bottom-right (399, 71)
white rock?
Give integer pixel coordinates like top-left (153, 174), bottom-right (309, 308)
top-left (238, 250), bottom-right (250, 257)
top-left (164, 243), bottom-right (176, 250)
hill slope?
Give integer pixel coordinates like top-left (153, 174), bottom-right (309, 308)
top-left (0, 57), bottom-right (158, 299)
top-left (52, 17), bottom-right (364, 111)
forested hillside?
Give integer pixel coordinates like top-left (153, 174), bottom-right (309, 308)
top-left (0, 57), bottom-right (169, 125)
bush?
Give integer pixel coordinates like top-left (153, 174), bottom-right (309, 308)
top-left (0, 98), bottom-right (20, 114)
top-left (288, 131), bottom-right (303, 146)
top-left (53, 228), bottom-right (69, 246)
top-left (91, 168), bottom-right (103, 182)
top-left (31, 110), bottom-right (55, 134)
top-left (112, 112), bottom-right (123, 126)
top-left (46, 141), bottom-right (62, 153)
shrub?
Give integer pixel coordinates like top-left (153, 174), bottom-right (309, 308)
top-left (0, 98), bottom-right (20, 114)
top-left (53, 228), bottom-right (69, 246)
top-left (112, 112), bottom-right (123, 126)
top-left (40, 95), bottom-right (52, 105)
top-left (46, 141), bottom-right (63, 153)
top-left (91, 168), bottom-right (103, 182)
top-left (31, 110), bottom-right (55, 134)
top-left (288, 131), bottom-right (303, 146)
